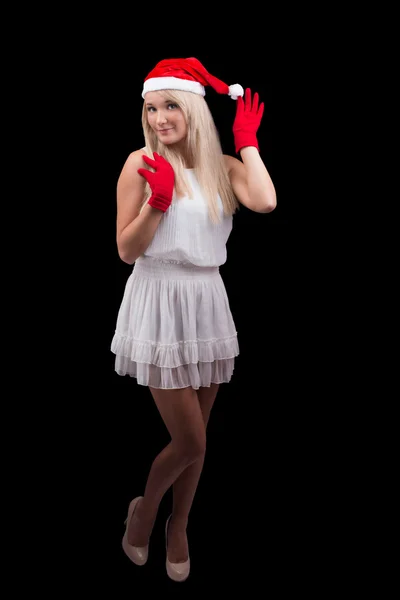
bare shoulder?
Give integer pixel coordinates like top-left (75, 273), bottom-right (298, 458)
top-left (223, 153), bottom-right (244, 176)
top-left (118, 148), bottom-right (148, 183)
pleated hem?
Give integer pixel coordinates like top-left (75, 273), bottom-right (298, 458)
top-left (111, 332), bottom-right (239, 368)
top-left (114, 356), bottom-right (237, 390)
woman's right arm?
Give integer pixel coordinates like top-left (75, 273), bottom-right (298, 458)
top-left (116, 150), bottom-right (164, 265)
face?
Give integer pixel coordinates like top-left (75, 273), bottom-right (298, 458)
top-left (144, 92), bottom-right (187, 145)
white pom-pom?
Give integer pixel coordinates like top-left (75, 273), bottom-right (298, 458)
top-left (228, 84), bottom-right (244, 99)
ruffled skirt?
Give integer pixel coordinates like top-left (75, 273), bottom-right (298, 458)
top-left (111, 255), bottom-right (239, 389)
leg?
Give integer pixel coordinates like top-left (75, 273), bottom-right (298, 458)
top-left (172, 383), bottom-right (220, 518)
top-left (168, 383), bottom-right (220, 562)
top-left (127, 385), bottom-right (206, 547)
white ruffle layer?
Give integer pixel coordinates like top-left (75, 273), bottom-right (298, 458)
top-left (111, 333), bottom-right (239, 368)
top-left (114, 355), bottom-right (236, 390)
top-left (111, 257), bottom-right (239, 389)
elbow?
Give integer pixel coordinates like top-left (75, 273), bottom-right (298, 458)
top-left (120, 254), bottom-right (135, 265)
top-left (265, 190), bottom-right (277, 213)
top-left (250, 186), bottom-right (277, 213)
top-left (264, 200), bottom-right (277, 213)
top-left (117, 245), bottom-right (136, 265)
top-left (117, 234), bottom-right (141, 265)
top-left (260, 196), bottom-right (277, 213)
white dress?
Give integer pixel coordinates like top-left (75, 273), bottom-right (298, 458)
top-left (111, 168), bottom-right (239, 390)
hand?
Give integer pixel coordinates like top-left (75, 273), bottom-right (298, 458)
top-left (232, 88), bottom-right (264, 154)
top-left (138, 152), bottom-right (175, 212)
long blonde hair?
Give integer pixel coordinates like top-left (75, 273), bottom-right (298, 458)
top-left (140, 90), bottom-right (240, 224)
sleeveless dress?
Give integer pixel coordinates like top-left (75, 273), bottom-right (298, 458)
top-left (111, 168), bottom-right (239, 390)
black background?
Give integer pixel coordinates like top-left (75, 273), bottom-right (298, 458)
top-left (16, 28), bottom-right (346, 596)
top-left (85, 49), bottom-right (326, 593)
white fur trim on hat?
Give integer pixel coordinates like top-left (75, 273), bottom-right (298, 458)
top-left (228, 84), bottom-right (244, 99)
top-left (142, 77), bottom-right (206, 98)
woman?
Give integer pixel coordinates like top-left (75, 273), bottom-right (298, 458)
top-left (111, 57), bottom-right (276, 582)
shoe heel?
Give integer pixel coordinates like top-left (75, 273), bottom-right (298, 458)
top-left (122, 496), bottom-right (149, 566)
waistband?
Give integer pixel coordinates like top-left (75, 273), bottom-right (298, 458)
top-left (133, 255), bottom-right (220, 280)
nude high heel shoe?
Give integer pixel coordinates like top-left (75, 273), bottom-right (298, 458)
top-left (165, 515), bottom-right (191, 582)
top-left (122, 496), bottom-right (149, 566)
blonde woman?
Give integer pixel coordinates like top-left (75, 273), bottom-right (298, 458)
top-left (111, 57), bottom-right (276, 582)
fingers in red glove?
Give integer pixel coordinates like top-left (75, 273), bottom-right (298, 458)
top-left (233, 88), bottom-right (264, 154)
top-left (137, 152), bottom-right (175, 213)
top-left (141, 151), bottom-right (165, 169)
top-left (137, 166), bottom-right (156, 186)
top-left (236, 95), bottom-right (245, 119)
top-left (243, 88), bottom-right (264, 119)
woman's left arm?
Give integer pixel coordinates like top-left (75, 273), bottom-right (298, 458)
top-left (225, 88), bottom-right (277, 213)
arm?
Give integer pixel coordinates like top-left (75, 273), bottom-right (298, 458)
top-left (228, 88), bottom-right (277, 213)
top-left (116, 150), bottom-right (164, 264)
top-left (224, 150), bottom-right (276, 213)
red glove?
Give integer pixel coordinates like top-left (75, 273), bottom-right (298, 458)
top-left (232, 88), bottom-right (264, 154)
top-left (137, 152), bottom-right (175, 212)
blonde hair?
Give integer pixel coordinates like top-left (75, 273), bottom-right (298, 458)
top-left (140, 90), bottom-right (240, 224)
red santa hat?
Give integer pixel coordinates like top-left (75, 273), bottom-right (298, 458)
top-left (142, 57), bottom-right (244, 100)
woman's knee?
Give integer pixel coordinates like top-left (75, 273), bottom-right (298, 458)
top-left (174, 427), bottom-right (206, 465)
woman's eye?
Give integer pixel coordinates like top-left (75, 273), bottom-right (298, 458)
top-left (147, 104), bottom-right (178, 112)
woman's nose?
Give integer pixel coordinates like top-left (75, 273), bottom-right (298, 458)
top-left (157, 111), bottom-right (167, 124)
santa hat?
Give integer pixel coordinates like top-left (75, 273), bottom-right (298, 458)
top-left (142, 57), bottom-right (244, 100)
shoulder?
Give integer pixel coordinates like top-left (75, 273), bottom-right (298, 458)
top-left (119, 148), bottom-right (148, 176)
top-left (223, 154), bottom-right (246, 183)
top-left (116, 149), bottom-right (150, 200)
top-left (222, 153), bottom-right (251, 208)
top-left (117, 149), bottom-right (149, 190)
top-left (223, 154), bottom-right (244, 176)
